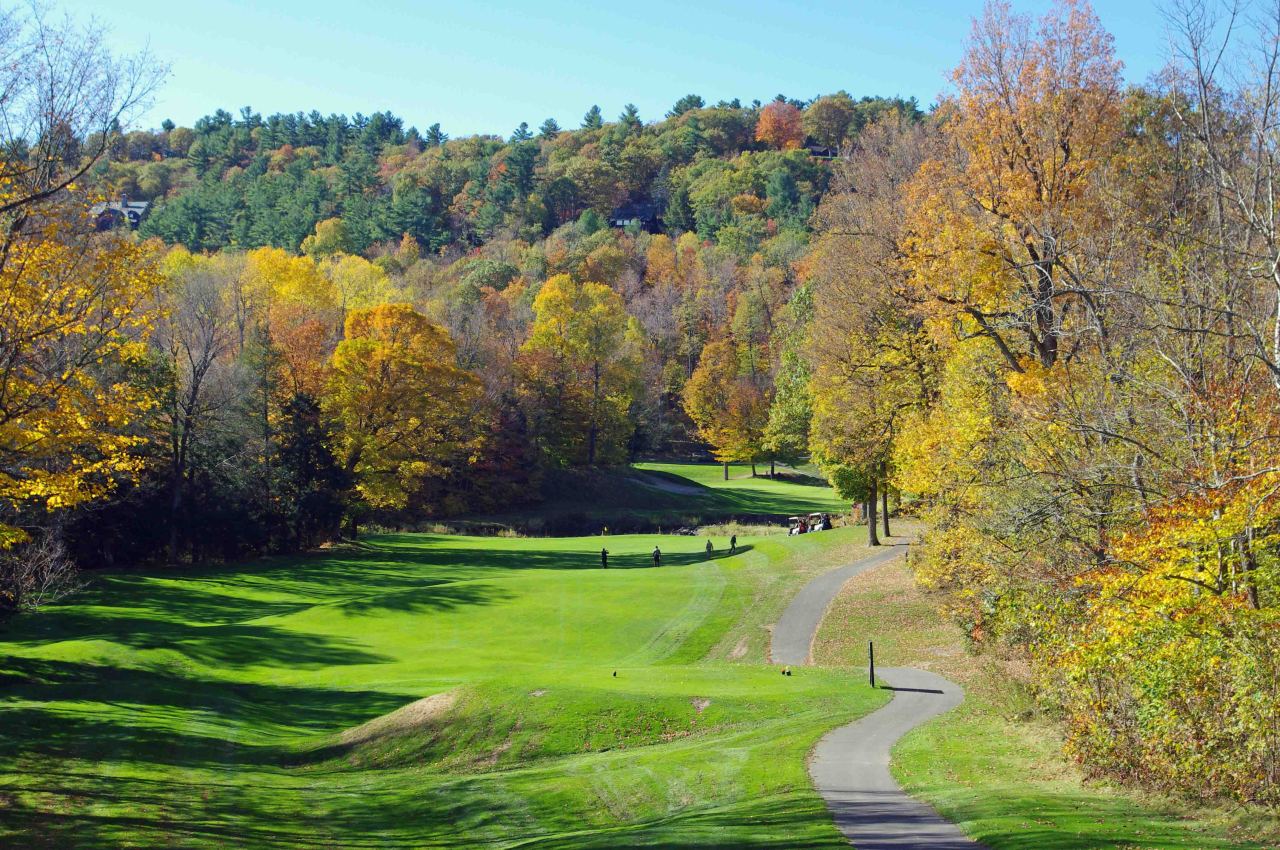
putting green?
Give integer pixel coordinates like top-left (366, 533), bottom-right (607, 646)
top-left (0, 523), bottom-right (884, 848)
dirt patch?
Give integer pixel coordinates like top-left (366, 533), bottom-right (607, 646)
top-left (529, 688), bottom-right (547, 697)
top-left (476, 736), bottom-right (514, 768)
top-left (339, 691), bottom-right (457, 746)
top-left (728, 636), bottom-right (749, 660)
top-left (691, 697), bottom-right (711, 713)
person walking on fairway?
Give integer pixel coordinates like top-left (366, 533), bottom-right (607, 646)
top-left (601, 548), bottom-right (609, 569)
top-left (730, 534), bottom-right (737, 553)
top-left (652, 546), bottom-right (661, 567)
top-left (705, 539), bottom-right (713, 558)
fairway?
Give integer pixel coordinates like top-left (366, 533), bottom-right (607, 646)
top-left (477, 462), bottom-right (850, 534)
top-left (0, 518), bottom-right (887, 848)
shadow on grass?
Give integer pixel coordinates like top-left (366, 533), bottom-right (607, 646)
top-left (0, 656), bottom-right (409, 768)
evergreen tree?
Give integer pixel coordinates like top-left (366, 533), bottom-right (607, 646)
top-left (619, 104), bottom-right (642, 134)
top-left (424, 123), bottom-right (447, 146)
top-left (667, 94), bottom-right (705, 118)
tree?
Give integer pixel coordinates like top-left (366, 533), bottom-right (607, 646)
top-left (667, 94), bottom-right (705, 119)
top-left (582, 105), bottom-right (604, 130)
top-left (520, 275), bottom-right (641, 465)
top-left (0, 6), bottom-right (165, 218)
top-left (510, 121), bottom-right (533, 142)
top-left (300, 217), bottom-right (351, 256)
top-left (802, 92), bottom-right (856, 148)
top-left (618, 103), bottom-right (643, 137)
top-left (754, 101), bottom-right (804, 150)
top-left (324, 304), bottom-right (481, 510)
top-left (538, 117), bottom-right (561, 138)
top-left (424, 123), bottom-right (447, 146)
top-left (808, 112), bottom-right (935, 541)
top-left (152, 252), bottom-right (244, 561)
top-left (322, 254), bottom-right (403, 315)
top-left (903, 0), bottom-right (1123, 372)
top-left (683, 338), bottom-right (771, 476)
top-left (0, 214), bottom-right (163, 546)
top-left (764, 286), bottom-right (815, 468)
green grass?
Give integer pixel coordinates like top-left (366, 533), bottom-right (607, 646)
top-left (812, 556), bottom-right (1280, 850)
top-left (471, 462), bottom-right (849, 533)
top-left (0, 513), bottom-right (886, 848)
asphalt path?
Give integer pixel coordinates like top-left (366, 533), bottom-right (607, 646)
top-left (771, 543), bottom-right (985, 849)
top-left (770, 542), bottom-right (909, 665)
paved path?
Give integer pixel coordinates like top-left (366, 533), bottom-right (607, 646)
top-left (771, 544), bottom-right (985, 849)
top-left (770, 543), bottom-right (909, 665)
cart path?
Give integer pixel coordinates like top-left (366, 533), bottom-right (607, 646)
top-left (769, 542), bottom-right (908, 665)
top-left (771, 544), bottom-right (985, 849)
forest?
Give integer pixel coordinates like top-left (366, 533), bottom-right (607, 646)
top-left (3, 0), bottom-right (1278, 814)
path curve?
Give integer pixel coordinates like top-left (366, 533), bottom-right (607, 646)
top-left (771, 544), bottom-right (985, 849)
top-left (770, 543), bottom-right (908, 665)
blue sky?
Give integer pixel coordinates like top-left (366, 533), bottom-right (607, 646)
top-left (71, 0), bottom-right (1173, 136)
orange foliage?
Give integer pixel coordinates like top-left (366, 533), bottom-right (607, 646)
top-left (754, 102), bottom-right (804, 150)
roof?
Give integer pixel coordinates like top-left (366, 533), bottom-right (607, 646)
top-left (90, 200), bottom-right (150, 216)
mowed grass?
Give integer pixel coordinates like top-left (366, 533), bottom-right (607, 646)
top-left (812, 555), bottom-right (1280, 850)
top-left (0, 491), bottom-right (886, 849)
top-left (476, 461), bottom-right (849, 531)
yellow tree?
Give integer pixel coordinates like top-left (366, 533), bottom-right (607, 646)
top-left (520, 274), bottom-right (641, 465)
top-left (322, 253), bottom-right (405, 315)
top-left (0, 208), bottom-right (163, 547)
top-left (903, 0), bottom-right (1123, 372)
top-left (807, 111), bottom-right (936, 541)
top-left (324, 304), bottom-right (481, 512)
top-left (683, 338), bottom-right (771, 477)
top-left (803, 92), bottom-right (857, 149)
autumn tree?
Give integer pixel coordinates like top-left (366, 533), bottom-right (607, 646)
top-left (808, 112), bottom-right (936, 540)
top-left (0, 7), bottom-right (165, 576)
top-left (0, 217), bottom-right (163, 551)
top-left (754, 101), bottom-right (805, 150)
top-left (683, 337), bottom-right (771, 476)
top-left (903, 0), bottom-right (1123, 372)
top-left (324, 304), bottom-right (481, 515)
top-left (152, 251), bottom-right (245, 561)
top-left (802, 92), bottom-right (856, 148)
top-left (519, 274), bottom-right (641, 466)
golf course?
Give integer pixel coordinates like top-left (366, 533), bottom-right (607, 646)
top-left (0, 464), bottom-right (890, 849)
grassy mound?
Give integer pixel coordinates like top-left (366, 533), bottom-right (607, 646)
top-left (0, 514), bottom-right (884, 848)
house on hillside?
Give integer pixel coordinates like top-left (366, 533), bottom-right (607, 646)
top-left (806, 144), bottom-right (838, 160)
top-left (609, 200), bottom-right (661, 232)
top-left (91, 195), bottom-right (150, 230)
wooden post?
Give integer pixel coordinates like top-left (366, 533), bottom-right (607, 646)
top-left (869, 640), bottom-right (876, 688)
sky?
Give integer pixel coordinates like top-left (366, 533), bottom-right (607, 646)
top-left (68, 0), bottom-right (1175, 136)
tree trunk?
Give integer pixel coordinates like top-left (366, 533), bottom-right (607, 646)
top-left (750, 460), bottom-right (757, 477)
top-left (587, 361), bottom-right (601, 465)
top-left (770, 459), bottom-right (776, 478)
top-left (867, 475), bottom-right (880, 546)
top-left (880, 462), bottom-right (890, 539)
top-left (167, 461), bottom-right (184, 564)
top-left (723, 462), bottom-right (729, 480)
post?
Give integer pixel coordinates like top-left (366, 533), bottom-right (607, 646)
top-left (869, 640), bottom-right (876, 688)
